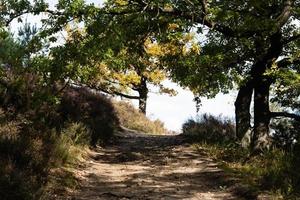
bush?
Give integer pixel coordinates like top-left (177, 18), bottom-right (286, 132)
top-left (182, 114), bottom-right (236, 144)
top-left (60, 86), bottom-right (120, 146)
top-left (0, 112), bottom-right (51, 200)
top-left (112, 100), bottom-right (168, 134)
top-left (0, 109), bottom-right (94, 200)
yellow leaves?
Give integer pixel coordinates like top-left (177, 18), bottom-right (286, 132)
top-left (168, 23), bottom-right (179, 31)
top-left (145, 41), bottom-right (179, 56)
top-left (144, 41), bottom-right (163, 56)
top-left (114, 0), bottom-right (128, 6)
top-left (157, 43), bottom-right (177, 56)
top-left (112, 71), bottom-right (141, 85)
top-left (163, 3), bottom-right (174, 12)
top-left (191, 43), bottom-right (201, 55)
top-left (182, 33), bottom-right (195, 43)
top-left (143, 69), bottom-right (165, 83)
top-left (144, 33), bottom-right (200, 58)
top-left (145, 44), bottom-right (163, 56)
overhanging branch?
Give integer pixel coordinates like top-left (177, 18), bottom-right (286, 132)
top-left (73, 82), bottom-right (140, 100)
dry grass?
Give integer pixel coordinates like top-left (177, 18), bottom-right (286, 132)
top-left (183, 114), bottom-right (300, 199)
top-left (113, 100), bottom-right (168, 135)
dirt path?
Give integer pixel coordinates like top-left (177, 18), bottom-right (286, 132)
top-left (67, 129), bottom-right (259, 200)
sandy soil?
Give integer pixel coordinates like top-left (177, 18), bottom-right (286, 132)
top-left (64, 129), bottom-right (266, 200)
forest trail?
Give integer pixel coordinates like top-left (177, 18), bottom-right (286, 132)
top-left (65, 129), bottom-right (260, 200)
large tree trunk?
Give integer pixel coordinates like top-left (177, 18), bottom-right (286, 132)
top-left (138, 77), bottom-right (148, 114)
top-left (235, 79), bottom-right (254, 143)
top-left (251, 77), bottom-right (272, 151)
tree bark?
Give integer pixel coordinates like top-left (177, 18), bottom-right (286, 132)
top-left (251, 77), bottom-right (272, 151)
top-left (247, 32), bottom-right (283, 151)
top-left (235, 79), bottom-right (254, 141)
top-left (137, 77), bottom-right (148, 114)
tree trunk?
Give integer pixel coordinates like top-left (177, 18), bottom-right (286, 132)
top-left (235, 79), bottom-right (254, 142)
top-left (138, 94), bottom-right (147, 114)
top-left (251, 77), bottom-right (272, 151)
top-left (138, 77), bottom-right (148, 114)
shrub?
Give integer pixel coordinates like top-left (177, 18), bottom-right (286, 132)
top-left (182, 114), bottom-right (236, 144)
top-left (60, 86), bottom-right (120, 146)
top-left (0, 112), bottom-right (51, 200)
top-left (0, 109), bottom-right (93, 200)
top-left (271, 119), bottom-right (300, 151)
top-left (112, 100), bottom-right (168, 134)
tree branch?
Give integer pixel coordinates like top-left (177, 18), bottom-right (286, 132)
top-left (73, 83), bottom-right (140, 100)
top-left (200, 0), bottom-right (208, 16)
top-left (275, 0), bottom-right (292, 29)
top-left (270, 111), bottom-right (300, 121)
top-left (5, 9), bottom-right (63, 26)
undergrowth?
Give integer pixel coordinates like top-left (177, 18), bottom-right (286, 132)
top-left (0, 86), bottom-right (120, 199)
top-left (183, 114), bottom-right (300, 199)
top-left (0, 90), bottom-right (171, 199)
top-left (0, 111), bottom-right (90, 200)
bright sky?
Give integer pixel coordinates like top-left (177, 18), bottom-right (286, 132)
top-left (9, 0), bottom-right (237, 132)
top-left (145, 81), bottom-right (236, 132)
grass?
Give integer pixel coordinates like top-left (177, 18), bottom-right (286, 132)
top-left (193, 143), bottom-right (295, 199)
top-left (0, 110), bottom-right (91, 200)
top-left (113, 100), bottom-right (169, 134)
top-left (183, 114), bottom-right (300, 199)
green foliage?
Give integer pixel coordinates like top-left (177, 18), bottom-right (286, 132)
top-left (271, 119), bottom-right (300, 151)
top-left (0, 23), bottom-right (120, 199)
top-left (113, 100), bottom-right (168, 135)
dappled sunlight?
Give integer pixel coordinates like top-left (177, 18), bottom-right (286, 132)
top-left (65, 131), bottom-right (254, 200)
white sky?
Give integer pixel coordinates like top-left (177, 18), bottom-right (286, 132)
top-left (9, 0), bottom-right (237, 132)
top-left (144, 81), bottom-right (236, 132)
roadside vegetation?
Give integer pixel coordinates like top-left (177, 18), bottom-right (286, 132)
top-left (0, 95), bottom-right (168, 200)
top-left (183, 114), bottom-right (300, 199)
top-left (113, 100), bottom-right (168, 135)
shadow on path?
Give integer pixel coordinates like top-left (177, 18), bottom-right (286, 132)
top-left (68, 129), bottom-right (260, 200)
